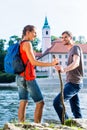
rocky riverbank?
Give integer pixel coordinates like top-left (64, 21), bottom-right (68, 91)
top-left (3, 119), bottom-right (87, 130)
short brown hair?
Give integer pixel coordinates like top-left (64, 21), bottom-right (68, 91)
top-left (62, 31), bottom-right (73, 38)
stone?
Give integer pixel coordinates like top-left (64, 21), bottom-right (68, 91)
top-left (3, 122), bottom-right (76, 130)
top-left (3, 123), bottom-right (21, 130)
top-left (3, 119), bottom-right (87, 130)
top-left (72, 119), bottom-right (87, 129)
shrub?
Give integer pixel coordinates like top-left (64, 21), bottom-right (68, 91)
top-left (0, 71), bottom-right (15, 83)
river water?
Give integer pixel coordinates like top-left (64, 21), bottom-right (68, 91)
top-left (0, 80), bottom-right (87, 128)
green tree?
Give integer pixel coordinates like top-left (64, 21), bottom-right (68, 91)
top-left (31, 37), bottom-right (41, 52)
top-left (0, 52), bottom-right (6, 71)
top-left (0, 39), bottom-right (6, 52)
top-left (0, 39), bottom-right (6, 71)
top-left (8, 36), bottom-right (41, 52)
top-left (51, 35), bottom-right (58, 42)
top-left (8, 35), bottom-right (21, 46)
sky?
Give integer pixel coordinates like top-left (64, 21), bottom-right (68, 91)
top-left (0, 0), bottom-right (87, 43)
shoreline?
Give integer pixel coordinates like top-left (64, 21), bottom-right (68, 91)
top-left (0, 82), bottom-right (17, 87)
top-left (0, 77), bottom-right (87, 88)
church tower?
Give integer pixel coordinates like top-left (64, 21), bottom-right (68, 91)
top-left (42, 16), bottom-right (51, 53)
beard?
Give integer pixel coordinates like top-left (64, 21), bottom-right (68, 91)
top-left (64, 41), bottom-right (70, 45)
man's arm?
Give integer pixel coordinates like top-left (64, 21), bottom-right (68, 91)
top-left (55, 54), bottom-right (80, 73)
top-left (64, 54), bottom-right (80, 72)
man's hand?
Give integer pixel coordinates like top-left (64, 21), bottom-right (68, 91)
top-left (55, 65), bottom-right (64, 73)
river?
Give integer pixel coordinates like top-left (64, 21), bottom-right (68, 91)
top-left (0, 79), bottom-right (87, 128)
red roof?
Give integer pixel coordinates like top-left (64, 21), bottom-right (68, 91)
top-left (48, 41), bottom-right (68, 53)
top-left (78, 44), bottom-right (87, 53)
top-left (36, 39), bottom-right (87, 59)
top-left (43, 39), bottom-right (87, 54)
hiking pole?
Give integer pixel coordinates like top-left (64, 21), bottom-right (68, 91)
top-left (53, 55), bottom-right (66, 124)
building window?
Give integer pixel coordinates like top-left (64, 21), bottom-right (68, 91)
top-left (84, 61), bottom-right (87, 65)
top-left (84, 55), bottom-right (86, 59)
top-left (53, 69), bottom-right (55, 73)
top-left (59, 55), bottom-right (62, 58)
top-left (65, 61), bottom-right (67, 65)
top-left (60, 61), bottom-right (62, 65)
top-left (46, 31), bottom-right (48, 35)
top-left (84, 69), bottom-right (87, 73)
top-left (65, 55), bottom-right (68, 58)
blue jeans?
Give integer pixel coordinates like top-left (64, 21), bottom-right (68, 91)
top-left (53, 82), bottom-right (82, 123)
top-left (16, 75), bottom-right (43, 103)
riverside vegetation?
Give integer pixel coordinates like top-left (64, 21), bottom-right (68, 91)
top-left (0, 71), bottom-right (15, 83)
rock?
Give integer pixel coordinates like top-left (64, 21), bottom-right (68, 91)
top-left (3, 123), bottom-right (21, 130)
top-left (72, 119), bottom-right (87, 129)
top-left (3, 119), bottom-right (87, 130)
top-left (3, 122), bottom-right (76, 130)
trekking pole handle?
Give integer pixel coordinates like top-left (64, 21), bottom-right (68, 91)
top-left (52, 55), bottom-right (58, 65)
top-left (53, 55), bottom-right (61, 73)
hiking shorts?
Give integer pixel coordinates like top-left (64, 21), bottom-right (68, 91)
top-left (16, 75), bottom-right (43, 103)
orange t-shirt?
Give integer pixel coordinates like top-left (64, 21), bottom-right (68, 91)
top-left (19, 41), bottom-right (36, 80)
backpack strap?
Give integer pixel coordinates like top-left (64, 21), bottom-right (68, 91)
top-left (19, 40), bottom-right (29, 65)
top-left (19, 40), bottom-right (29, 80)
top-left (20, 40), bottom-right (29, 44)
